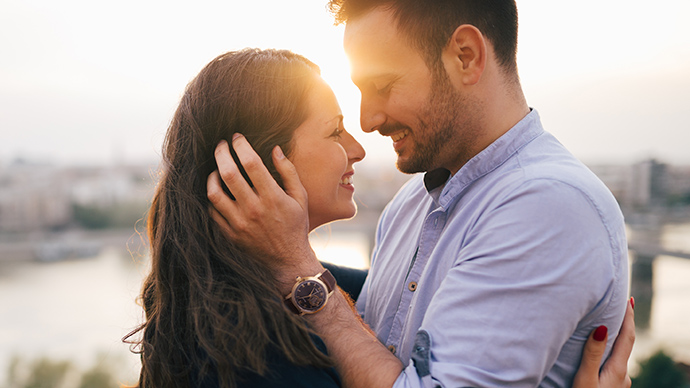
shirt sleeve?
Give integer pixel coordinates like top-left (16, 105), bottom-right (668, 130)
top-left (393, 179), bottom-right (622, 388)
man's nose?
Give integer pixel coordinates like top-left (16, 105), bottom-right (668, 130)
top-left (359, 94), bottom-right (387, 133)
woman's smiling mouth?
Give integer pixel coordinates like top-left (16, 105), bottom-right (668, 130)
top-left (340, 172), bottom-right (354, 188)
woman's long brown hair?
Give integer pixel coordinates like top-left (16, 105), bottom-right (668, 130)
top-left (125, 49), bottom-right (332, 388)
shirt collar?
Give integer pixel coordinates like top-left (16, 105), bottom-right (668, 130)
top-left (423, 109), bottom-right (544, 208)
top-left (423, 168), bottom-right (451, 192)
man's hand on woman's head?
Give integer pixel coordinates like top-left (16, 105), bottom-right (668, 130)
top-left (573, 297), bottom-right (635, 388)
top-left (207, 134), bottom-right (322, 285)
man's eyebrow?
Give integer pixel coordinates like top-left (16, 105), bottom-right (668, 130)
top-left (351, 72), bottom-right (398, 88)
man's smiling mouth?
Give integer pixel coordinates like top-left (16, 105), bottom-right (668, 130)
top-left (390, 130), bottom-right (410, 142)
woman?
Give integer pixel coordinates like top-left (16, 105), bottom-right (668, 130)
top-left (127, 48), bottom-right (354, 388)
top-left (127, 48), bottom-right (632, 388)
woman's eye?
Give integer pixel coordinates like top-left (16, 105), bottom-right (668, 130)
top-left (330, 129), bottom-right (344, 139)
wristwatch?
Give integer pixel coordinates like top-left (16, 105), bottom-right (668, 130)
top-left (284, 269), bottom-right (336, 315)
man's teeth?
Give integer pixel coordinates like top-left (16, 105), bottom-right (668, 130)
top-left (340, 176), bottom-right (353, 185)
top-left (390, 130), bottom-right (409, 142)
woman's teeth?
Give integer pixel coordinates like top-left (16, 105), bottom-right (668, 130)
top-left (391, 130), bottom-right (409, 142)
top-left (340, 175), bottom-right (353, 185)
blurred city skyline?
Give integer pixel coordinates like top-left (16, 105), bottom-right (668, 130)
top-left (1, 0), bottom-right (689, 169)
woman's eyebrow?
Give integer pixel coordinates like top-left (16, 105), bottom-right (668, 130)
top-left (325, 114), bottom-right (344, 127)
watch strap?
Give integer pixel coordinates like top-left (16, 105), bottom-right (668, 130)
top-left (284, 296), bottom-right (301, 314)
top-left (319, 268), bottom-right (336, 294)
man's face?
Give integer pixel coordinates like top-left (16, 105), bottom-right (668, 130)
top-left (344, 7), bottom-right (480, 174)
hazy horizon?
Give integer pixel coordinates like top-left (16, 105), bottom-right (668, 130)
top-left (1, 0), bottom-right (689, 169)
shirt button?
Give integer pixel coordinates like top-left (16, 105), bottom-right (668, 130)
top-left (388, 345), bottom-right (396, 354)
top-left (408, 281), bottom-right (418, 292)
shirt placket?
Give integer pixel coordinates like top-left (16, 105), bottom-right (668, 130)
top-left (385, 206), bottom-right (446, 359)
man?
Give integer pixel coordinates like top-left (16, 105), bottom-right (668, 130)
top-left (207, 1), bottom-right (633, 387)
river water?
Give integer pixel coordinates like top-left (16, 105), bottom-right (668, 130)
top-left (0, 224), bottom-right (688, 384)
top-left (631, 223), bottom-right (690, 372)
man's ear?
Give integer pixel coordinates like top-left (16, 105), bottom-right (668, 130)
top-left (442, 24), bottom-right (487, 86)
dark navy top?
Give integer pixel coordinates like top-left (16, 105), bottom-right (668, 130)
top-left (196, 335), bottom-right (341, 388)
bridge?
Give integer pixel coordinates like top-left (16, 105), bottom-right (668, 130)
top-left (629, 244), bottom-right (690, 261)
top-left (628, 239), bottom-right (690, 331)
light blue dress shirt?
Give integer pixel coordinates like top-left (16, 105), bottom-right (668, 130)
top-left (357, 110), bottom-right (628, 387)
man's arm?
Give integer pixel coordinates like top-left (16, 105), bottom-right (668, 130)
top-left (207, 135), bottom-right (634, 388)
top-left (207, 135), bottom-right (403, 388)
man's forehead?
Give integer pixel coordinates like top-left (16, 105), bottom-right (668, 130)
top-left (343, 7), bottom-right (411, 81)
top-left (343, 6), bottom-right (398, 56)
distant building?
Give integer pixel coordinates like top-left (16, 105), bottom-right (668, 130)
top-left (666, 165), bottom-right (690, 204)
top-left (589, 159), bottom-right (690, 212)
top-left (69, 164), bottom-right (156, 207)
top-left (0, 162), bottom-right (72, 232)
top-left (626, 159), bottom-right (668, 209)
top-left (0, 161), bottom-right (157, 233)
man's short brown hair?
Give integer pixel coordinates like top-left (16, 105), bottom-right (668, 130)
top-left (328, 0), bottom-right (519, 78)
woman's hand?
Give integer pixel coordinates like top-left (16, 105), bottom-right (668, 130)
top-left (573, 297), bottom-right (635, 388)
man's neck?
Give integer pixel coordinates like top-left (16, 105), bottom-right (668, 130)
top-left (445, 87), bottom-right (529, 176)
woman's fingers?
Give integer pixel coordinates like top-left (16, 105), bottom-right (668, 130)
top-left (573, 325), bottom-right (609, 388)
top-left (600, 298), bottom-right (635, 386)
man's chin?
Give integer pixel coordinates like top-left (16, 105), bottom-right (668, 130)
top-left (395, 156), bottom-right (426, 175)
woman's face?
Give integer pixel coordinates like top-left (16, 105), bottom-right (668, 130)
top-left (289, 77), bottom-right (366, 231)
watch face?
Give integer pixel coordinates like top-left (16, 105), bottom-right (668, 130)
top-left (293, 279), bottom-right (327, 313)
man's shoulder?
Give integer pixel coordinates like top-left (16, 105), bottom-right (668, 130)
top-left (509, 137), bottom-right (615, 205)
top-left (474, 139), bottom-right (624, 229)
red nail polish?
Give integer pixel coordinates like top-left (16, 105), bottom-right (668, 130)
top-left (593, 325), bottom-right (608, 342)
top-left (630, 297), bottom-right (635, 310)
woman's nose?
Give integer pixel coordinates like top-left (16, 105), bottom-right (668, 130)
top-left (344, 131), bottom-right (366, 163)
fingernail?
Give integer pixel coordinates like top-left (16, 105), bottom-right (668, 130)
top-left (274, 145), bottom-right (285, 159)
top-left (630, 297), bottom-right (635, 310)
top-left (232, 133), bottom-right (242, 141)
top-left (218, 139), bottom-right (227, 147)
top-left (593, 325), bottom-right (608, 342)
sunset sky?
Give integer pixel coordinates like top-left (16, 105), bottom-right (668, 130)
top-left (1, 0), bottom-right (689, 168)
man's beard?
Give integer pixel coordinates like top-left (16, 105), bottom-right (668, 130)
top-left (396, 73), bottom-right (477, 174)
